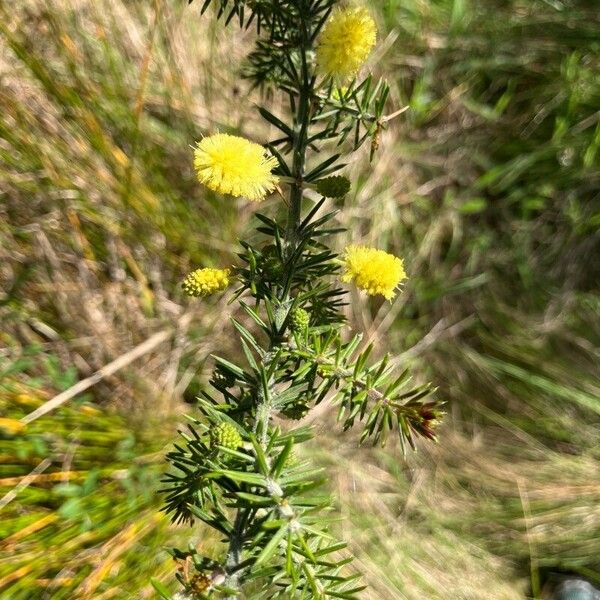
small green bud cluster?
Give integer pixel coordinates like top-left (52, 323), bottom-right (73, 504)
top-left (284, 449), bottom-right (299, 468)
top-left (262, 244), bottom-right (284, 279)
top-left (290, 307), bottom-right (310, 333)
top-left (210, 422), bottom-right (242, 450)
top-left (315, 175), bottom-right (351, 198)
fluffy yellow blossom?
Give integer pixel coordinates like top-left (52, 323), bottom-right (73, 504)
top-left (341, 245), bottom-right (406, 300)
top-left (317, 7), bottom-right (377, 80)
top-left (194, 134), bottom-right (279, 202)
top-left (182, 268), bottom-right (230, 298)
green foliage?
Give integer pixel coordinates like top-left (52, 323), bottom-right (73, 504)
top-left (161, 1), bottom-right (441, 597)
top-left (0, 356), bottom-right (173, 599)
top-left (375, 0), bottom-right (600, 448)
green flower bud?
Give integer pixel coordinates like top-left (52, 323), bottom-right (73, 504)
top-left (315, 175), bottom-right (351, 198)
top-left (261, 244), bottom-right (284, 279)
top-left (290, 307), bottom-right (310, 333)
top-left (211, 422), bottom-right (242, 450)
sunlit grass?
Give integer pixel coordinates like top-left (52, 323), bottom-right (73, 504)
top-left (0, 362), bottom-right (179, 599)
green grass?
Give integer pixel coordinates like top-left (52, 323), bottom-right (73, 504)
top-left (1, 0), bottom-right (598, 598)
top-left (331, 0), bottom-right (600, 595)
top-left (0, 350), bottom-right (178, 599)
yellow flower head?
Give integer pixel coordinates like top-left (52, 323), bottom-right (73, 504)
top-left (182, 267), bottom-right (230, 298)
top-left (317, 7), bottom-right (377, 80)
top-left (341, 245), bottom-right (406, 300)
top-left (194, 133), bottom-right (279, 202)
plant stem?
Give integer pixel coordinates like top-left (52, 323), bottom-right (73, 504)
top-left (225, 510), bottom-right (246, 595)
top-left (285, 18), bottom-right (311, 256)
top-left (225, 10), bottom-right (314, 596)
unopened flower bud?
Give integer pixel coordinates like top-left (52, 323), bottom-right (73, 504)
top-left (290, 307), bottom-right (310, 333)
top-left (210, 422), bottom-right (242, 450)
top-left (315, 175), bottom-right (351, 198)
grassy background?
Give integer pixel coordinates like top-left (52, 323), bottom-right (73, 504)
top-left (1, 0), bottom-right (598, 598)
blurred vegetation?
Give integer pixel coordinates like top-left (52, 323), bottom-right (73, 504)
top-left (0, 0), bottom-right (598, 598)
top-left (0, 347), bottom-right (174, 598)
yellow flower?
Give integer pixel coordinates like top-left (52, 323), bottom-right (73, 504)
top-left (341, 245), bottom-right (406, 300)
top-left (194, 133), bottom-right (279, 202)
top-left (182, 268), bottom-right (231, 298)
top-left (317, 7), bottom-right (377, 80)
